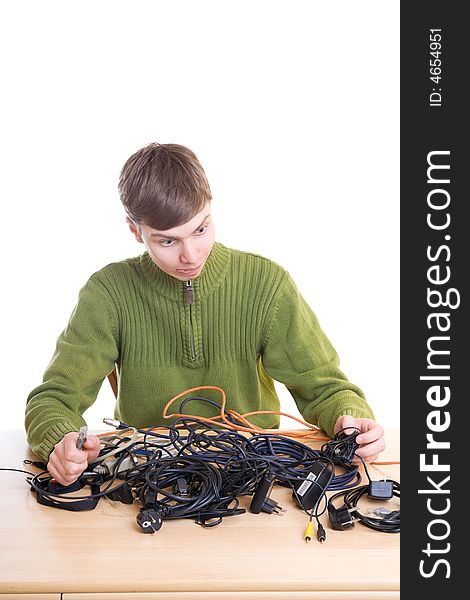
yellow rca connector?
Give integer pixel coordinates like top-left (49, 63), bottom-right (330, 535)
top-left (304, 521), bottom-right (314, 543)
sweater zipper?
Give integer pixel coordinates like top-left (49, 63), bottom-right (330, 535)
top-left (186, 280), bottom-right (196, 361)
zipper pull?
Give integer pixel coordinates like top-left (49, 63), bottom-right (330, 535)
top-left (186, 280), bottom-right (193, 304)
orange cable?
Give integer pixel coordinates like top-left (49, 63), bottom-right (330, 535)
top-left (162, 385), bottom-right (329, 440)
top-left (98, 384), bottom-right (400, 465)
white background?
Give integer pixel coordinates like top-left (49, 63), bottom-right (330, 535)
top-left (0, 1), bottom-right (399, 431)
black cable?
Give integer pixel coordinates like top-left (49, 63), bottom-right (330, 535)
top-left (19, 397), bottom-right (394, 539)
top-left (328, 479), bottom-right (400, 533)
top-left (0, 467), bottom-right (35, 476)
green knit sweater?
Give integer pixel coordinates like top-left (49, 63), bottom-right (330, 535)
top-left (25, 242), bottom-right (374, 460)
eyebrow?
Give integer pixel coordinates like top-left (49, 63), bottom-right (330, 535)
top-left (149, 214), bottom-right (211, 240)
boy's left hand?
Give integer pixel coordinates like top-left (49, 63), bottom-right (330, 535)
top-left (334, 415), bottom-right (385, 463)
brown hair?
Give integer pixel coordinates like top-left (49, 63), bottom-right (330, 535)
top-left (118, 143), bottom-right (212, 230)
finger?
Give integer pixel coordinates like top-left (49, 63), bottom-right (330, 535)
top-left (46, 461), bottom-right (68, 485)
top-left (352, 453), bottom-right (380, 465)
top-left (61, 435), bottom-right (93, 464)
top-left (49, 443), bottom-right (88, 482)
top-left (83, 434), bottom-right (101, 455)
top-left (356, 423), bottom-right (384, 446)
top-left (354, 438), bottom-right (386, 461)
top-left (83, 434), bottom-right (100, 448)
top-left (335, 415), bottom-right (358, 436)
top-left (56, 460), bottom-right (86, 484)
top-left (47, 457), bottom-right (84, 485)
top-left (48, 447), bottom-right (68, 475)
top-left (52, 433), bottom-right (85, 464)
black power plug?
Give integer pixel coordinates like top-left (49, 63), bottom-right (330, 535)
top-left (328, 504), bottom-right (355, 530)
top-left (258, 497), bottom-right (285, 515)
top-left (137, 509), bottom-right (163, 533)
top-left (105, 482), bottom-right (134, 504)
top-left (250, 471), bottom-right (285, 515)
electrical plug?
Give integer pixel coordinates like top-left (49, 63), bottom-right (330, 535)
top-left (328, 504), bottom-right (355, 530)
top-left (93, 455), bottom-right (136, 478)
top-left (104, 482), bottom-right (134, 504)
top-left (136, 509), bottom-right (163, 534)
top-left (249, 471), bottom-right (286, 515)
top-left (368, 480), bottom-right (393, 500)
top-left (260, 497), bottom-right (285, 515)
top-left (368, 506), bottom-right (395, 518)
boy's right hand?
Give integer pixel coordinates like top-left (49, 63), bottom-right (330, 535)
top-left (47, 431), bottom-right (101, 486)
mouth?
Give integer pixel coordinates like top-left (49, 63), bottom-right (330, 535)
top-left (176, 264), bottom-right (202, 276)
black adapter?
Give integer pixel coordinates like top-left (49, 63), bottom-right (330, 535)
top-left (368, 480), bottom-right (393, 500)
top-left (250, 471), bottom-right (284, 514)
top-left (292, 461), bottom-right (332, 511)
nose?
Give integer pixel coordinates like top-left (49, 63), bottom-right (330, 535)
top-left (180, 240), bottom-right (197, 265)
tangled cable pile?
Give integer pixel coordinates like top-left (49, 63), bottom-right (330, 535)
top-left (21, 390), bottom-right (399, 538)
top-left (28, 410), bottom-right (361, 534)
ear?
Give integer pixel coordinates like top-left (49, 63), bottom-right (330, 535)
top-left (126, 217), bottom-right (144, 243)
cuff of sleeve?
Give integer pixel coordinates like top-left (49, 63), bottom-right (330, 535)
top-left (27, 419), bottom-right (85, 462)
top-left (318, 399), bottom-right (375, 439)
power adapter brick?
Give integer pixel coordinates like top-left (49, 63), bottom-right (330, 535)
top-left (292, 461), bottom-right (332, 511)
top-left (368, 480), bottom-right (393, 500)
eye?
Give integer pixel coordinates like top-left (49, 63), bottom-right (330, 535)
top-left (160, 239), bottom-right (175, 247)
top-left (196, 225), bottom-right (208, 235)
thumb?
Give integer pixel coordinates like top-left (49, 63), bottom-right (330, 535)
top-left (82, 434), bottom-right (101, 459)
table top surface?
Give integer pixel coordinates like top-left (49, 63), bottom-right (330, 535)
top-left (0, 429), bottom-right (400, 595)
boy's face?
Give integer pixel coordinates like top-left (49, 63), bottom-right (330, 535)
top-left (127, 203), bottom-right (215, 281)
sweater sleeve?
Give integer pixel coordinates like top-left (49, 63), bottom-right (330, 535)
top-left (25, 277), bottom-right (119, 461)
top-left (260, 272), bottom-right (375, 437)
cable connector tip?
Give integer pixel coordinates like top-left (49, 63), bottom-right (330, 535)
top-left (260, 497), bottom-right (285, 516)
top-left (304, 521), bottom-right (314, 543)
top-left (103, 418), bottom-right (122, 428)
top-left (76, 426), bottom-right (88, 450)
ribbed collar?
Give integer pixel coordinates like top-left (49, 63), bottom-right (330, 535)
top-left (139, 241), bottom-right (231, 302)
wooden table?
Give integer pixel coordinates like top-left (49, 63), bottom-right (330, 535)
top-left (0, 429), bottom-right (400, 599)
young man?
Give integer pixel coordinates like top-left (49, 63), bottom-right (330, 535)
top-left (25, 143), bottom-right (385, 486)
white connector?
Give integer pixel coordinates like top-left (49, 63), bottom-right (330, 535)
top-left (367, 506), bottom-right (394, 518)
top-left (93, 455), bottom-right (136, 476)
